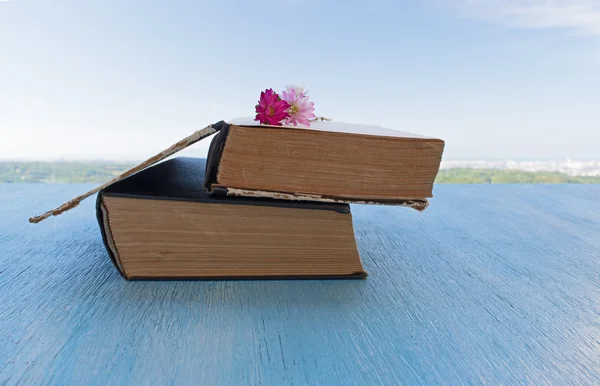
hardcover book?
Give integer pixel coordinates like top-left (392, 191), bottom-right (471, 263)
top-left (205, 118), bottom-right (445, 208)
top-left (97, 157), bottom-right (366, 280)
top-left (31, 119), bottom-right (443, 225)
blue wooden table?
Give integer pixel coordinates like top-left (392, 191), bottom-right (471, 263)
top-left (1, 184), bottom-right (599, 385)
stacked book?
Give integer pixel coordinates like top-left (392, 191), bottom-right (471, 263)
top-left (31, 118), bottom-right (445, 280)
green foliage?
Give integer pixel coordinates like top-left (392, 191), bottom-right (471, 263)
top-left (1, 163), bottom-right (599, 184)
top-left (0, 161), bottom-right (136, 183)
top-left (435, 168), bottom-right (600, 184)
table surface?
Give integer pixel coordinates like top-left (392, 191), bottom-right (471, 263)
top-left (1, 184), bottom-right (599, 385)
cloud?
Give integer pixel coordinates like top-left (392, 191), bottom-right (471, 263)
top-left (446, 0), bottom-right (600, 35)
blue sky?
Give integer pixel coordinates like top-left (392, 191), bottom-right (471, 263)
top-left (1, 0), bottom-right (599, 160)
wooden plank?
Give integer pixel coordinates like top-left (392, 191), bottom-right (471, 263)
top-left (1, 184), bottom-right (599, 385)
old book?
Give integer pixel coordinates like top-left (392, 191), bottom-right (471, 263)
top-left (30, 119), bottom-right (441, 225)
top-left (97, 157), bottom-right (366, 280)
top-left (203, 118), bottom-right (445, 206)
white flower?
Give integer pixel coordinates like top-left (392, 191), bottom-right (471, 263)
top-left (286, 84), bottom-right (306, 96)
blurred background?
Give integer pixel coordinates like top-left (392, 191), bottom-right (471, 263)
top-left (1, 0), bottom-right (599, 183)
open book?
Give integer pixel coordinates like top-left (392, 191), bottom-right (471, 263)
top-left (30, 119), bottom-right (444, 224)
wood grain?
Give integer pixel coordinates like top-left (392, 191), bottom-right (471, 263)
top-left (2, 184), bottom-right (600, 385)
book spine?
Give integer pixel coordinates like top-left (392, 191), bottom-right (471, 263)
top-left (203, 122), bottom-right (230, 192)
top-left (95, 192), bottom-right (129, 280)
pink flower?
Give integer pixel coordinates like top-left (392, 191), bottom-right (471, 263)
top-left (281, 85), bottom-right (316, 127)
top-left (254, 89), bottom-right (291, 125)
